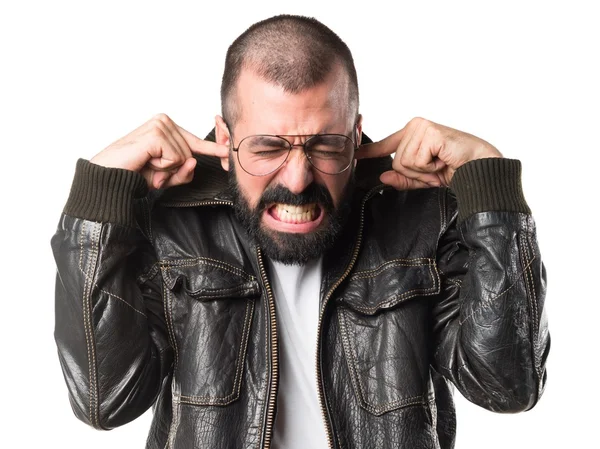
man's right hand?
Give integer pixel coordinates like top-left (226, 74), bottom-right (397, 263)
top-left (90, 113), bottom-right (229, 190)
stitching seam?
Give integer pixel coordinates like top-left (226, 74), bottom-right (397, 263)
top-left (161, 257), bottom-right (255, 281)
top-left (439, 188), bottom-right (447, 235)
top-left (163, 272), bottom-right (181, 448)
top-left (526, 221), bottom-right (543, 392)
top-left (349, 258), bottom-right (434, 280)
top-left (437, 266), bottom-right (463, 288)
top-left (80, 222), bottom-right (94, 426)
top-left (458, 255), bottom-right (537, 326)
top-left (76, 243), bottom-right (148, 318)
top-left (338, 309), bottom-right (367, 411)
top-left (90, 223), bottom-right (101, 428)
top-left (348, 263), bottom-right (441, 314)
top-left (143, 197), bottom-right (153, 240)
top-left (183, 284), bottom-right (259, 298)
top-left (80, 222), bottom-right (101, 427)
top-left (138, 262), bottom-right (160, 284)
top-left (521, 217), bottom-right (542, 394)
top-left (338, 308), bottom-right (426, 415)
top-left (101, 288), bottom-right (147, 317)
top-left (162, 272), bottom-right (179, 367)
top-left (178, 299), bottom-right (255, 405)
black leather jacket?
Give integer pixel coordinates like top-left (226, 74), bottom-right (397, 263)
top-left (52, 133), bottom-right (549, 449)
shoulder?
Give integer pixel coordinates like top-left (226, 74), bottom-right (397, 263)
top-left (366, 186), bottom-right (456, 227)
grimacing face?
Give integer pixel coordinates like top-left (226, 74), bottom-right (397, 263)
top-left (215, 66), bottom-right (362, 264)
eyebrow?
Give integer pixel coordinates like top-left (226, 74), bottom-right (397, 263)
top-left (248, 136), bottom-right (290, 146)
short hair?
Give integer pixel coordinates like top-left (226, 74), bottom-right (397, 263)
top-left (221, 14), bottom-right (359, 127)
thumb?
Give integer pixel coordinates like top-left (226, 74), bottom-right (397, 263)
top-left (163, 157), bottom-right (198, 188)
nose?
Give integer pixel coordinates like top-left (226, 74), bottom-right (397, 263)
top-left (277, 146), bottom-right (314, 195)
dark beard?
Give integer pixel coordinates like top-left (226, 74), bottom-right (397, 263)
top-left (228, 166), bottom-right (355, 265)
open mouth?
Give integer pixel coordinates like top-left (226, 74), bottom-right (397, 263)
top-left (263, 202), bottom-right (324, 232)
top-left (271, 203), bottom-right (320, 223)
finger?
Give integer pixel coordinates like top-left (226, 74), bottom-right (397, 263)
top-left (411, 126), bottom-right (447, 172)
top-left (148, 113), bottom-right (191, 162)
top-left (399, 118), bottom-right (439, 173)
top-left (165, 123), bottom-right (194, 160)
top-left (153, 171), bottom-right (172, 189)
top-left (398, 119), bottom-right (424, 165)
top-left (141, 167), bottom-right (172, 190)
top-left (146, 155), bottom-right (184, 172)
top-left (390, 160), bottom-right (444, 185)
top-left (355, 127), bottom-right (406, 159)
top-left (399, 131), bottom-right (447, 174)
top-left (433, 158), bottom-right (445, 172)
top-left (380, 170), bottom-right (437, 190)
top-left (144, 128), bottom-right (187, 171)
top-left (163, 158), bottom-right (198, 188)
top-left (176, 125), bottom-right (229, 158)
top-left (401, 146), bottom-right (447, 173)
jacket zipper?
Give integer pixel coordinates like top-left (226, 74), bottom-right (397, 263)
top-left (257, 248), bottom-right (279, 449)
top-left (315, 185), bottom-right (386, 449)
top-left (160, 199), bottom-right (234, 208)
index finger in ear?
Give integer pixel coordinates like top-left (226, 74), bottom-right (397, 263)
top-left (177, 125), bottom-right (230, 158)
top-left (355, 127), bottom-right (406, 159)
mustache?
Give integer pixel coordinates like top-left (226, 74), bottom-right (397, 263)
top-left (258, 183), bottom-right (334, 212)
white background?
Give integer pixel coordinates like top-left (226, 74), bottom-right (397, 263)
top-left (1, 0), bottom-right (598, 447)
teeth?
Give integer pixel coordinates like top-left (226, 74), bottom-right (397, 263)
top-left (274, 203), bottom-right (318, 223)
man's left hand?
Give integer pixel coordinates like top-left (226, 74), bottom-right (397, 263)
top-left (357, 117), bottom-right (503, 190)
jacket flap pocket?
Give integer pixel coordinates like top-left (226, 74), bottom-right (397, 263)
top-left (339, 258), bottom-right (440, 314)
top-left (161, 258), bottom-right (260, 299)
top-left (161, 258), bottom-right (259, 406)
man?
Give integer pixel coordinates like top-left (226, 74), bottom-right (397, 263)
top-left (52, 14), bottom-right (549, 449)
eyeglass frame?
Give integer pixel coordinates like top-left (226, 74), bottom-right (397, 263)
top-left (225, 123), bottom-right (360, 177)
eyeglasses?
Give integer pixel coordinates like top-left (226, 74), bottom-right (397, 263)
top-left (230, 133), bottom-right (358, 176)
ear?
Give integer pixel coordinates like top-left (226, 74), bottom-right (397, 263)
top-left (355, 114), bottom-right (363, 145)
top-left (353, 114), bottom-right (363, 168)
top-left (215, 115), bottom-right (231, 171)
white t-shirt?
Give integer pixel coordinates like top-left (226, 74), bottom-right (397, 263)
top-left (267, 257), bottom-right (329, 449)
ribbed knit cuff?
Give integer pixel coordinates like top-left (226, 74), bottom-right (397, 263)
top-left (63, 159), bottom-right (148, 227)
top-left (450, 158), bottom-right (531, 223)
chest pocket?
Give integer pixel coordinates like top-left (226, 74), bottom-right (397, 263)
top-left (161, 258), bottom-right (260, 406)
top-left (336, 258), bottom-right (440, 415)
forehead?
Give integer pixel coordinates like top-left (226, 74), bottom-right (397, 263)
top-left (232, 66), bottom-right (352, 134)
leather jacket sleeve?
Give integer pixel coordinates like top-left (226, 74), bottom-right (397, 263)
top-left (432, 158), bottom-right (549, 412)
top-left (51, 160), bottom-right (173, 429)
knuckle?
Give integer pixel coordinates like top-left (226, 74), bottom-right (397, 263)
top-left (400, 152), bottom-right (412, 166)
top-left (184, 170), bottom-right (195, 183)
top-left (424, 123), bottom-right (439, 137)
top-left (149, 126), bottom-right (166, 139)
top-left (152, 113), bottom-right (171, 124)
top-left (411, 117), bottom-right (432, 131)
top-left (414, 159), bottom-right (426, 169)
top-left (395, 160), bottom-right (409, 174)
top-left (152, 114), bottom-right (175, 133)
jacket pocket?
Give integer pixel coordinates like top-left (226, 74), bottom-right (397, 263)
top-left (337, 258), bottom-right (440, 416)
top-left (161, 258), bottom-right (260, 406)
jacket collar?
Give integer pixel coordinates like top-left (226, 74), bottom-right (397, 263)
top-left (156, 128), bottom-right (392, 206)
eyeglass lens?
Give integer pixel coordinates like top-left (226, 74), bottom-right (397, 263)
top-left (237, 135), bottom-right (354, 175)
